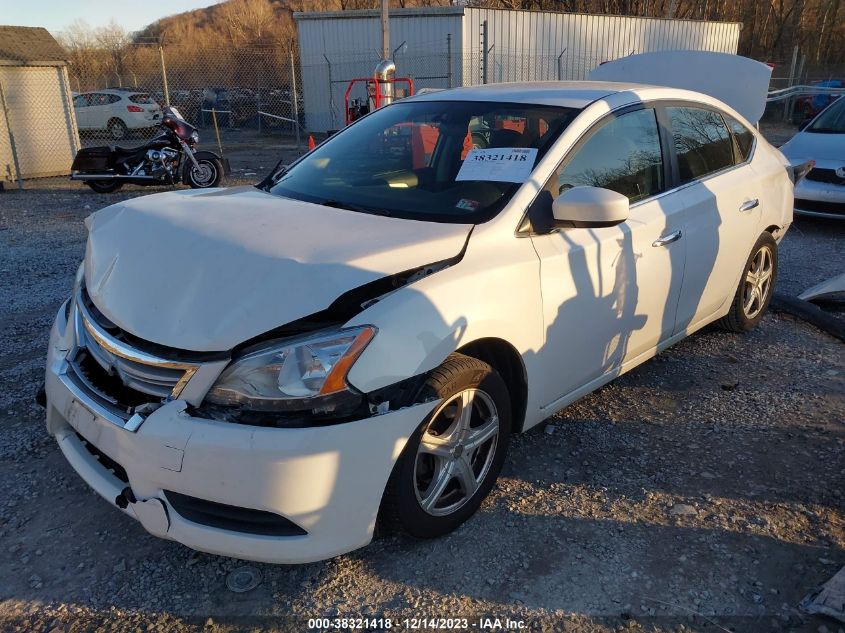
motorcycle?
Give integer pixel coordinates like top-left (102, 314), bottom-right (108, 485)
top-left (70, 106), bottom-right (225, 193)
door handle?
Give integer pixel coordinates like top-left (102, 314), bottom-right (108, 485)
top-left (739, 198), bottom-right (760, 212)
top-left (652, 230), bottom-right (683, 247)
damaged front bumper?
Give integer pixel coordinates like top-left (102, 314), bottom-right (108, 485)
top-left (44, 303), bottom-right (436, 564)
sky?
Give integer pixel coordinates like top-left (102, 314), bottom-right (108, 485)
top-left (2, 0), bottom-right (223, 35)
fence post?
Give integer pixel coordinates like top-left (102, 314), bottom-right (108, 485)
top-left (324, 54), bottom-right (336, 130)
top-left (159, 44), bottom-right (170, 106)
top-left (446, 33), bottom-right (453, 88)
top-left (290, 48), bottom-right (301, 149)
top-left (0, 80), bottom-right (23, 189)
top-left (557, 49), bottom-right (567, 80)
top-left (482, 20), bottom-right (489, 84)
top-left (784, 44), bottom-right (799, 121)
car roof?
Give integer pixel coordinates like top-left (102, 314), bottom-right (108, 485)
top-left (406, 81), bottom-right (656, 109)
top-left (78, 89), bottom-right (145, 96)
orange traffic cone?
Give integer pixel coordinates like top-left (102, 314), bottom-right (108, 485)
top-left (308, 135), bottom-right (315, 150)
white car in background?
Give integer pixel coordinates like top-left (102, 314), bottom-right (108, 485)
top-left (780, 95), bottom-right (845, 219)
top-left (72, 89), bottom-right (162, 140)
top-left (45, 54), bottom-right (795, 564)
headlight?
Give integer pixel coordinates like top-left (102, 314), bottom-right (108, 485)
top-left (205, 326), bottom-right (375, 411)
top-left (190, 131), bottom-right (199, 144)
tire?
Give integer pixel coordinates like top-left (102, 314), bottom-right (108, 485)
top-left (107, 118), bottom-right (128, 140)
top-left (380, 353), bottom-right (511, 539)
top-left (718, 232), bottom-right (778, 332)
top-left (85, 180), bottom-right (123, 194)
top-left (187, 157), bottom-right (223, 188)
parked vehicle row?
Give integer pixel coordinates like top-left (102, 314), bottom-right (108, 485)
top-left (72, 86), bottom-right (302, 137)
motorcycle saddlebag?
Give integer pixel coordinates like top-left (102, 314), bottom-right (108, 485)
top-left (71, 146), bottom-right (113, 171)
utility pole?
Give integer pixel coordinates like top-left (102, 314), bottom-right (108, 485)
top-left (381, 0), bottom-right (390, 60)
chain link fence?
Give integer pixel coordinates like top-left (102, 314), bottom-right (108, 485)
top-left (4, 34), bottom-right (843, 189)
top-left (64, 43), bottom-right (303, 154)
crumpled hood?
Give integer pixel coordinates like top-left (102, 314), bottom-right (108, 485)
top-left (780, 131), bottom-right (844, 163)
top-left (84, 187), bottom-right (472, 351)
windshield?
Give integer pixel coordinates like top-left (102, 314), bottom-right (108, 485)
top-left (264, 100), bottom-right (579, 223)
top-left (807, 97), bottom-right (845, 133)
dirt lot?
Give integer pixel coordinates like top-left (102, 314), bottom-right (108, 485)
top-left (0, 131), bottom-right (843, 633)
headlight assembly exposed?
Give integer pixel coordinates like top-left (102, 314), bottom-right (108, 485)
top-left (205, 326), bottom-right (375, 411)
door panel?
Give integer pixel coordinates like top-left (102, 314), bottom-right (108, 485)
top-left (675, 167), bottom-right (761, 331)
top-left (666, 106), bottom-right (762, 332)
top-left (531, 194), bottom-right (685, 407)
top-left (527, 107), bottom-right (685, 409)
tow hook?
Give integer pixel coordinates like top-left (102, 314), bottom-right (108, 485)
top-left (35, 382), bottom-right (46, 408)
top-left (115, 486), bottom-right (137, 509)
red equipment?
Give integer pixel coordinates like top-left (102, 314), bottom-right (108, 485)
top-left (344, 76), bottom-right (414, 125)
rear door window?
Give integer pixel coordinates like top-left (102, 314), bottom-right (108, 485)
top-left (129, 93), bottom-right (154, 104)
top-left (667, 107), bottom-right (734, 183)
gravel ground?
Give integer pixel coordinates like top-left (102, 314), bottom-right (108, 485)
top-left (0, 135), bottom-right (843, 633)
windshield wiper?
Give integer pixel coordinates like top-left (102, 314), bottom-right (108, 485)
top-left (320, 199), bottom-right (394, 217)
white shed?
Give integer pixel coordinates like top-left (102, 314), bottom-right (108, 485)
top-left (0, 26), bottom-right (79, 184)
top-left (295, 7), bottom-right (741, 132)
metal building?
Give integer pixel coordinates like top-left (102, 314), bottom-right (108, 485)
top-left (0, 26), bottom-right (79, 184)
top-left (295, 7), bottom-right (741, 132)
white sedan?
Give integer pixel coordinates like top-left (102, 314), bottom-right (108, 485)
top-left (780, 96), bottom-right (845, 219)
top-left (45, 77), bottom-right (793, 563)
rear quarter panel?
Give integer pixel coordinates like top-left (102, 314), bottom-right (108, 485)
top-left (751, 139), bottom-right (794, 239)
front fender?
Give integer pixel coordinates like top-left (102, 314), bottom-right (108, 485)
top-left (344, 232), bottom-right (543, 398)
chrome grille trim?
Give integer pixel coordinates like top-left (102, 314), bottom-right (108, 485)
top-left (75, 290), bottom-right (200, 399)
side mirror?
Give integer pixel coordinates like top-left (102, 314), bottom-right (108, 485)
top-left (552, 186), bottom-right (629, 228)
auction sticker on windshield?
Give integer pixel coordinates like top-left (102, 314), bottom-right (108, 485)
top-left (456, 147), bottom-right (538, 183)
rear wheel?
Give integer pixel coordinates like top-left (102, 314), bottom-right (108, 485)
top-left (85, 180), bottom-right (123, 193)
top-left (718, 232), bottom-right (778, 332)
top-left (380, 354), bottom-right (511, 538)
top-left (107, 118), bottom-right (128, 140)
top-left (187, 157), bottom-right (223, 188)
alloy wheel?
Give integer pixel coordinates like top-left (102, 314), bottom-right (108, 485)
top-left (742, 244), bottom-right (774, 319)
top-left (413, 388), bottom-right (500, 517)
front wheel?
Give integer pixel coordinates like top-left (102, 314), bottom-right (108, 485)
top-left (718, 232), bottom-right (778, 332)
top-left (380, 354), bottom-right (511, 538)
top-left (187, 158), bottom-right (223, 188)
top-left (85, 180), bottom-right (123, 193)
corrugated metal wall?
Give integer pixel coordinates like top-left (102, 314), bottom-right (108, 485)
top-left (296, 7), bottom-right (742, 132)
top-left (296, 8), bottom-right (463, 131)
top-left (463, 9), bottom-right (741, 83)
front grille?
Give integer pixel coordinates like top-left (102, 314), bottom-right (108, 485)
top-left (68, 350), bottom-right (158, 415)
top-left (81, 325), bottom-right (186, 398)
top-left (164, 491), bottom-right (308, 537)
top-left (73, 288), bottom-right (201, 404)
top-left (806, 168), bottom-right (845, 186)
top-left (76, 431), bottom-right (129, 484)
top-left (795, 198), bottom-right (845, 215)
